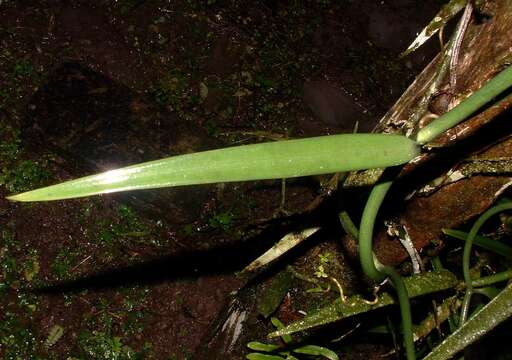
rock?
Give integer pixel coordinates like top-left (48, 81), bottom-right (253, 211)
top-left (367, 7), bottom-right (410, 52)
top-left (55, 3), bottom-right (141, 85)
top-left (303, 80), bottom-right (364, 132)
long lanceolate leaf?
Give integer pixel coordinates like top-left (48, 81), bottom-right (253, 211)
top-left (7, 134), bottom-right (419, 202)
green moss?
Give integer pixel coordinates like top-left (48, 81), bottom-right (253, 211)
top-left (0, 254), bottom-right (18, 292)
top-left (12, 59), bottom-right (35, 79)
top-left (51, 249), bottom-right (80, 280)
top-left (169, 346), bottom-right (192, 360)
top-left (22, 253), bottom-right (40, 282)
top-left (76, 288), bottom-right (151, 359)
top-left (0, 56), bottom-right (44, 112)
top-left (0, 126), bottom-right (53, 192)
top-left (122, 290), bottom-right (149, 336)
top-left (0, 222), bottom-right (40, 292)
top-left (0, 123), bottom-right (21, 161)
top-left (152, 68), bottom-right (201, 119)
top-left (78, 330), bottom-right (137, 360)
top-left (96, 204), bottom-right (151, 246)
top-left (1, 159), bottom-right (53, 193)
top-left (0, 311), bottom-right (41, 360)
top-left (208, 211), bottom-right (235, 232)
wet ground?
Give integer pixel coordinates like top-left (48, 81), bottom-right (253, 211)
top-left (0, 1), bottom-right (449, 359)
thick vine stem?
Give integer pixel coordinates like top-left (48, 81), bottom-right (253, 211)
top-left (460, 202), bottom-right (512, 325)
top-left (359, 180), bottom-right (415, 360)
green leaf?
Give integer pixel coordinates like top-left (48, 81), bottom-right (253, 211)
top-left (23, 257), bottom-right (40, 282)
top-left (246, 353), bottom-right (286, 360)
top-left (7, 134), bottom-right (419, 202)
top-left (247, 342), bottom-right (281, 352)
top-left (199, 82), bottom-right (208, 99)
top-left (423, 283), bottom-right (512, 360)
top-left (293, 345), bottom-right (339, 360)
top-left (271, 317), bottom-right (292, 344)
top-left (45, 325), bottom-right (64, 347)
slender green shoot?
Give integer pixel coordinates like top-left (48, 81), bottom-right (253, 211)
top-left (359, 180), bottom-right (415, 360)
top-left (472, 269), bottom-right (512, 288)
top-left (460, 202), bottom-right (512, 325)
top-left (339, 210), bottom-right (359, 240)
top-left (416, 65), bottom-right (512, 145)
top-left (359, 181), bottom-right (392, 282)
top-left (443, 228), bottom-right (512, 259)
top-left (431, 256), bottom-right (444, 272)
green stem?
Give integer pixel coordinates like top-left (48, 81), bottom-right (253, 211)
top-left (383, 267), bottom-right (414, 360)
top-left (416, 65), bottom-right (512, 145)
top-left (472, 269), bottom-right (512, 288)
top-left (359, 181), bottom-right (392, 282)
top-left (286, 265), bottom-right (321, 285)
top-left (460, 202), bottom-right (512, 325)
top-left (442, 228), bottom-right (512, 259)
top-left (431, 256), bottom-right (444, 272)
top-left (359, 180), bottom-right (415, 360)
top-left (339, 210), bottom-right (359, 240)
